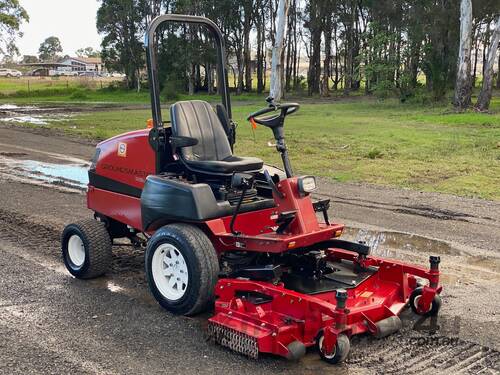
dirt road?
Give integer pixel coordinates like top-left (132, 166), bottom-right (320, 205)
top-left (0, 125), bottom-right (499, 374)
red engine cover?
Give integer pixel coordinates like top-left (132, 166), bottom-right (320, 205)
top-left (93, 129), bottom-right (156, 190)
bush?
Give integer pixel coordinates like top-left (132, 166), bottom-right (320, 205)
top-left (366, 148), bottom-right (384, 159)
top-left (161, 78), bottom-right (184, 100)
top-left (10, 87), bottom-right (76, 98)
top-left (373, 81), bottom-right (397, 100)
top-left (70, 89), bottom-right (89, 100)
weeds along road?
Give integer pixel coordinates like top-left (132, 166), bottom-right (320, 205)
top-left (0, 125), bottom-right (499, 374)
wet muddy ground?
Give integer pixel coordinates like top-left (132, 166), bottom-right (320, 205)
top-left (0, 124), bottom-right (499, 374)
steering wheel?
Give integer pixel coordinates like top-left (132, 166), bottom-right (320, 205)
top-left (246, 97), bottom-right (300, 129)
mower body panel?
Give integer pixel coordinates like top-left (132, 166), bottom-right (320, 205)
top-left (87, 129), bottom-right (155, 230)
top-left (90, 129), bottom-right (155, 193)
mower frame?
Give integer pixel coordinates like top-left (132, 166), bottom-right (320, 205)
top-left (62, 14), bottom-right (443, 365)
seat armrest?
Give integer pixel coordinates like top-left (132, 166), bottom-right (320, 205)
top-left (170, 136), bottom-right (198, 151)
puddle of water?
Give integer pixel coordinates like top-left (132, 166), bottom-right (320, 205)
top-left (0, 104), bottom-right (37, 111)
top-left (354, 229), bottom-right (386, 252)
top-left (0, 115), bottom-right (49, 125)
top-left (344, 227), bottom-right (456, 256)
top-left (0, 103), bottom-right (74, 125)
top-left (0, 156), bottom-right (88, 190)
top-left (23, 160), bottom-right (88, 185)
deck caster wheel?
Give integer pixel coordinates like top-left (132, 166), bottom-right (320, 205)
top-left (286, 341), bottom-right (306, 361)
top-left (317, 333), bottom-right (350, 364)
top-left (145, 224), bottom-right (219, 316)
top-left (61, 219), bottom-right (112, 279)
top-left (409, 287), bottom-right (441, 316)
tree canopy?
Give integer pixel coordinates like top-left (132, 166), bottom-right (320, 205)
top-left (95, 0), bottom-right (500, 103)
top-left (76, 47), bottom-right (100, 58)
top-left (38, 36), bottom-right (63, 61)
top-left (0, 0), bottom-right (29, 56)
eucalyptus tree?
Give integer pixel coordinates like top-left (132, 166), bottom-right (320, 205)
top-left (0, 0), bottom-right (28, 56)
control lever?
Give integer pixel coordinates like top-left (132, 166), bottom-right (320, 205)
top-left (229, 172), bottom-right (255, 236)
top-left (264, 170), bottom-right (284, 199)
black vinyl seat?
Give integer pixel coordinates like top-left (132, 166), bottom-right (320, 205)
top-left (170, 100), bottom-right (263, 174)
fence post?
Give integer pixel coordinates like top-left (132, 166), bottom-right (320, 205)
top-left (28, 80), bottom-right (30, 97)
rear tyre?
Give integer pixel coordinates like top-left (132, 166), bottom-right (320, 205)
top-left (409, 287), bottom-right (441, 316)
top-left (145, 224), bottom-right (219, 316)
top-left (317, 333), bottom-right (350, 364)
top-left (61, 219), bottom-right (112, 279)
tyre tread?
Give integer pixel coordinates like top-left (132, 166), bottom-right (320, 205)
top-left (62, 219), bottom-right (112, 279)
top-left (146, 223), bottom-right (219, 316)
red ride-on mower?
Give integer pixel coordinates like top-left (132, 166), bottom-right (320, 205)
top-left (61, 15), bottom-right (443, 364)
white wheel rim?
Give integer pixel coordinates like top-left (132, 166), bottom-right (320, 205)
top-left (68, 234), bottom-right (85, 267)
top-left (319, 335), bottom-right (336, 359)
top-left (152, 243), bottom-right (189, 301)
top-left (414, 295), bottom-right (432, 313)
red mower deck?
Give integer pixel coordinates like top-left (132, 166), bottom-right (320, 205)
top-left (208, 250), bottom-right (441, 361)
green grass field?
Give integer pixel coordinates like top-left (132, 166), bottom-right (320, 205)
top-left (27, 96), bottom-right (499, 200)
top-left (0, 77), bottom-right (116, 93)
top-left (0, 77), bottom-right (264, 104)
top-left (1, 77), bottom-right (499, 200)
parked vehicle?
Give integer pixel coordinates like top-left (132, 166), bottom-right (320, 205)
top-left (78, 71), bottom-right (98, 77)
top-left (29, 68), bottom-right (49, 76)
top-left (0, 68), bottom-right (22, 78)
top-left (49, 69), bottom-right (79, 77)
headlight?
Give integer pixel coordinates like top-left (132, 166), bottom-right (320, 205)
top-left (298, 176), bottom-right (317, 195)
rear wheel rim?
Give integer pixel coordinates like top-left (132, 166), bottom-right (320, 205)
top-left (152, 243), bottom-right (188, 301)
top-left (67, 234), bottom-right (85, 267)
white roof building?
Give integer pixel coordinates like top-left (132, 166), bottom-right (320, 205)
top-left (60, 57), bottom-right (105, 72)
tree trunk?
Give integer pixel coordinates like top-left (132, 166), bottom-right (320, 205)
top-left (256, 5), bottom-right (265, 93)
top-left (243, 6), bottom-right (253, 92)
top-left (237, 53), bottom-right (244, 95)
top-left (270, 0), bottom-right (290, 101)
top-left (207, 64), bottom-right (215, 95)
top-left (308, 29), bottom-right (322, 95)
top-left (333, 21), bottom-right (339, 91)
top-left (284, 1), bottom-right (294, 92)
top-left (321, 15), bottom-right (332, 97)
top-left (291, 0), bottom-right (298, 90)
top-left (497, 51), bottom-right (500, 89)
top-left (409, 41), bottom-right (420, 88)
top-left (472, 36), bottom-right (479, 87)
top-left (476, 16), bottom-right (500, 111)
top-left (453, 0), bottom-right (473, 109)
top-left (188, 63), bottom-right (196, 95)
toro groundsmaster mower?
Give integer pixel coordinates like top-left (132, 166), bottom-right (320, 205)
top-left (61, 15), bottom-right (443, 364)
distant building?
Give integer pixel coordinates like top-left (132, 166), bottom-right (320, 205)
top-left (60, 57), bottom-right (106, 73)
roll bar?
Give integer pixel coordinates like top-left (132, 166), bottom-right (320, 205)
top-left (144, 14), bottom-right (232, 129)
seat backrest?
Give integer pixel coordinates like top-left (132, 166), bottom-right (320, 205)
top-left (170, 100), bottom-right (232, 162)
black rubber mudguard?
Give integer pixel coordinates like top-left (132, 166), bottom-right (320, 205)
top-left (309, 239), bottom-right (371, 256)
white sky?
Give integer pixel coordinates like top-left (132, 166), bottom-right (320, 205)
top-left (17, 0), bottom-right (102, 57)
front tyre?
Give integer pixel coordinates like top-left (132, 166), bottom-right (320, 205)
top-left (318, 333), bottom-right (350, 364)
top-left (409, 287), bottom-right (442, 316)
top-left (145, 224), bottom-right (219, 316)
top-left (61, 219), bottom-right (112, 279)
